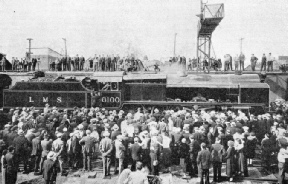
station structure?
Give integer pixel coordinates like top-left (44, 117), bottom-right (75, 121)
top-left (196, 0), bottom-right (224, 72)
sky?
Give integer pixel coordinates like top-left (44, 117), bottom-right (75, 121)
top-left (0, 0), bottom-right (288, 61)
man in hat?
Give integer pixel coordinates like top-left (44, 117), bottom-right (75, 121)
top-left (111, 124), bottom-right (121, 141)
top-left (79, 130), bottom-right (96, 171)
top-left (43, 151), bottom-right (57, 184)
top-left (39, 135), bottom-right (52, 173)
top-left (152, 108), bottom-right (161, 122)
top-left (197, 143), bottom-right (211, 184)
top-left (114, 134), bottom-right (126, 174)
top-left (70, 131), bottom-right (82, 169)
top-left (261, 133), bottom-right (273, 171)
top-left (31, 132), bottom-right (42, 173)
top-left (130, 137), bottom-right (142, 171)
top-left (3, 146), bottom-right (18, 184)
top-left (13, 129), bottom-right (30, 173)
top-left (139, 130), bottom-right (150, 168)
top-left (2, 124), bottom-right (12, 144)
top-left (6, 125), bottom-right (18, 147)
top-left (52, 133), bottom-right (65, 174)
top-left (99, 131), bottom-right (113, 178)
top-left (189, 134), bottom-right (201, 177)
top-left (211, 137), bottom-right (226, 182)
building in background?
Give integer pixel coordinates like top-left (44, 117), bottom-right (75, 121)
top-left (31, 47), bottom-right (62, 70)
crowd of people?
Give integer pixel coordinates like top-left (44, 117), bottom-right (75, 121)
top-left (0, 57), bottom-right (40, 72)
top-left (0, 101), bottom-right (288, 184)
top-left (49, 55), bottom-right (143, 72)
top-left (184, 52), bottom-right (277, 72)
top-left (222, 52), bottom-right (276, 72)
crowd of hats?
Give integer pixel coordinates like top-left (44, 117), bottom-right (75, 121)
top-left (1, 99), bottom-right (288, 175)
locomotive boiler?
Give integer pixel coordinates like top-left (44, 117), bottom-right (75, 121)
top-left (2, 72), bottom-right (270, 113)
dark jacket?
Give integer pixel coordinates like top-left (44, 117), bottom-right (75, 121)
top-left (71, 135), bottom-right (82, 154)
top-left (225, 147), bottom-right (235, 177)
top-left (211, 143), bottom-right (225, 162)
top-left (4, 152), bottom-right (17, 172)
top-left (13, 135), bottom-right (29, 156)
top-left (130, 143), bottom-right (142, 161)
top-left (79, 135), bottom-right (96, 154)
top-left (99, 137), bottom-right (113, 157)
top-left (189, 139), bottom-right (201, 160)
top-left (197, 149), bottom-right (211, 170)
top-left (179, 142), bottom-right (189, 159)
top-left (43, 159), bottom-right (57, 181)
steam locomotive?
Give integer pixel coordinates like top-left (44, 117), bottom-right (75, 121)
top-left (2, 71), bottom-right (269, 113)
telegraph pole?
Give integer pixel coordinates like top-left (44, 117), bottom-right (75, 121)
top-left (240, 38), bottom-right (244, 53)
top-left (174, 33), bottom-right (177, 57)
top-left (62, 38), bottom-right (67, 58)
top-left (27, 38), bottom-right (33, 61)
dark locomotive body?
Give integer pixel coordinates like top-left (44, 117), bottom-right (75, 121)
top-left (2, 72), bottom-right (269, 113)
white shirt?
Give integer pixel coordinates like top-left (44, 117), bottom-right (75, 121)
top-left (162, 136), bottom-right (171, 148)
top-left (126, 124), bottom-right (134, 137)
top-left (278, 148), bottom-right (288, 163)
top-left (267, 55), bottom-right (273, 61)
top-left (121, 120), bottom-right (128, 134)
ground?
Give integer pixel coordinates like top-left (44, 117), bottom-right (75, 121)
top-left (2, 161), bottom-right (282, 184)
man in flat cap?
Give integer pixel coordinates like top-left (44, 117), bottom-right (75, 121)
top-left (79, 130), bottom-right (96, 172)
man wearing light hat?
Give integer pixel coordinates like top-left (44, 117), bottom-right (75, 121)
top-left (114, 134), bottom-right (125, 174)
top-left (43, 151), bottom-right (57, 184)
top-left (99, 131), bottom-right (113, 178)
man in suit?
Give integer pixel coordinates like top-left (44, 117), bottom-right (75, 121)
top-left (79, 130), bottom-right (96, 171)
top-left (239, 52), bottom-right (245, 71)
top-left (31, 132), bottom-right (42, 173)
top-left (75, 55), bottom-right (80, 71)
top-left (39, 135), bottom-right (52, 173)
top-left (70, 131), bottom-right (82, 169)
top-left (107, 55), bottom-right (111, 71)
top-left (4, 146), bottom-right (18, 184)
top-left (42, 151), bottom-right (57, 184)
top-left (99, 131), bottom-right (113, 178)
top-left (80, 56), bottom-right (85, 70)
top-left (13, 130), bottom-right (30, 173)
top-left (130, 137), bottom-right (142, 171)
top-left (189, 134), bottom-right (201, 177)
top-left (197, 143), bottom-right (211, 184)
top-left (211, 137), bottom-right (225, 182)
top-left (250, 54), bottom-right (258, 71)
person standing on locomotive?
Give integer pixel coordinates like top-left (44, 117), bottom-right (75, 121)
top-left (234, 54), bottom-right (239, 71)
top-left (80, 55), bottom-right (85, 71)
top-left (75, 54), bottom-right (80, 71)
top-left (239, 52), bottom-right (245, 71)
top-left (93, 54), bottom-right (98, 72)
